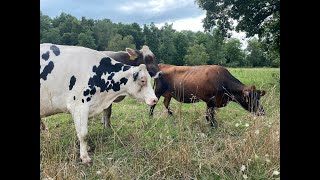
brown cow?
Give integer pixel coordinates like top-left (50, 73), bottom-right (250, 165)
top-left (149, 64), bottom-right (266, 127)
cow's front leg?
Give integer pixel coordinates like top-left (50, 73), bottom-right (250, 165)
top-left (72, 108), bottom-right (91, 164)
top-left (101, 104), bottom-right (112, 128)
top-left (206, 101), bottom-right (218, 127)
top-left (164, 96), bottom-right (173, 115)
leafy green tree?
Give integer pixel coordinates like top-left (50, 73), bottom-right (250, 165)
top-left (92, 19), bottom-right (117, 51)
top-left (180, 30), bottom-right (197, 45)
top-left (206, 29), bottom-right (226, 65)
top-left (266, 49), bottom-right (279, 67)
top-left (143, 23), bottom-right (161, 60)
top-left (173, 32), bottom-right (189, 65)
top-left (196, 0), bottom-right (280, 52)
top-left (51, 13), bottom-right (81, 45)
top-left (223, 38), bottom-right (245, 67)
top-left (78, 30), bottom-right (96, 49)
top-left (158, 23), bottom-right (178, 64)
top-left (41, 28), bottom-right (61, 44)
top-left (195, 31), bottom-right (210, 46)
top-left (184, 44), bottom-right (209, 65)
top-left (246, 38), bottom-right (268, 67)
top-left (117, 23), bottom-right (144, 49)
top-left (107, 34), bottom-right (136, 51)
top-left (40, 11), bottom-right (52, 42)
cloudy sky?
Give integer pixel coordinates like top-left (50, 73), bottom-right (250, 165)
top-left (40, 0), bottom-right (247, 44)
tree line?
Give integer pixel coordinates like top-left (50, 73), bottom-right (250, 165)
top-left (40, 11), bottom-right (279, 67)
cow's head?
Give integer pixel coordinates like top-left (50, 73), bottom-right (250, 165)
top-left (126, 45), bottom-right (163, 79)
top-left (239, 85), bottom-right (266, 116)
top-left (126, 64), bottom-right (158, 106)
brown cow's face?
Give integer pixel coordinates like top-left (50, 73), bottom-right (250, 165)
top-left (139, 45), bottom-right (162, 79)
top-left (241, 86), bottom-right (266, 116)
top-left (126, 46), bottom-right (162, 78)
top-left (144, 54), bottom-right (162, 78)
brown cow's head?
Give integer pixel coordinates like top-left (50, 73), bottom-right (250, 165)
top-left (126, 45), bottom-right (162, 79)
top-left (239, 85), bottom-right (266, 116)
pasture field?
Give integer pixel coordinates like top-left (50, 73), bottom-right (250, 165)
top-left (40, 68), bottom-right (280, 180)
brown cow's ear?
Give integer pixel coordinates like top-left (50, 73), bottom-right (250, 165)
top-left (126, 48), bottom-right (137, 60)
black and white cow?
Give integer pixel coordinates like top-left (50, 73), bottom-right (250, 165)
top-left (99, 46), bottom-right (162, 128)
top-left (40, 43), bottom-right (158, 164)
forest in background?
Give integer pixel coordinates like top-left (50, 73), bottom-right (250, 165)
top-left (40, 11), bottom-right (279, 67)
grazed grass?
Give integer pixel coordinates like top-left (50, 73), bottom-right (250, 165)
top-left (40, 68), bottom-right (280, 179)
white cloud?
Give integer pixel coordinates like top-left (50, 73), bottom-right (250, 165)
top-left (119, 0), bottom-right (191, 13)
top-left (155, 14), bottom-right (206, 32)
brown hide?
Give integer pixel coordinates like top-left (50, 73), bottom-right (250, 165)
top-left (151, 64), bottom-right (266, 126)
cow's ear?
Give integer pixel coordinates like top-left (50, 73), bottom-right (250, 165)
top-left (126, 48), bottom-right (137, 60)
top-left (133, 71), bottom-right (139, 81)
top-left (250, 85), bottom-right (256, 91)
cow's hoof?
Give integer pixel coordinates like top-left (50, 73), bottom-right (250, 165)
top-left (211, 123), bottom-right (218, 128)
top-left (103, 123), bottom-right (110, 129)
top-left (81, 156), bottom-right (92, 165)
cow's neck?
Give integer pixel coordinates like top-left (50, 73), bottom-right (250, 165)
top-left (88, 71), bottom-right (130, 118)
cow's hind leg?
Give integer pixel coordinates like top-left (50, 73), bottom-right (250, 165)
top-left (72, 108), bottom-right (91, 164)
top-left (40, 118), bottom-right (47, 131)
top-left (206, 101), bottom-right (218, 127)
top-left (101, 104), bottom-right (112, 128)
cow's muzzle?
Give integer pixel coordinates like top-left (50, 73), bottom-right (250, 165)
top-left (146, 97), bottom-right (158, 106)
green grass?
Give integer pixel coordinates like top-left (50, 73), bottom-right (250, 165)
top-left (40, 68), bottom-right (280, 179)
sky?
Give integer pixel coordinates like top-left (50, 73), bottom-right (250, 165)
top-left (40, 0), bottom-right (247, 46)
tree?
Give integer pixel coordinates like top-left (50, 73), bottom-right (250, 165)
top-left (206, 29), bottom-right (226, 65)
top-left (184, 44), bottom-right (209, 65)
top-left (40, 11), bottom-right (52, 42)
top-left (107, 34), bottom-right (136, 51)
top-left (92, 19), bottom-right (117, 51)
top-left (78, 30), bottom-right (96, 49)
top-left (41, 28), bottom-right (61, 44)
top-left (51, 13), bottom-right (81, 45)
top-left (173, 32), bottom-right (189, 65)
top-left (158, 23), bottom-right (178, 64)
top-left (265, 49), bottom-right (279, 67)
top-left (117, 23), bottom-right (144, 49)
top-left (245, 38), bottom-right (269, 67)
top-left (223, 38), bottom-right (245, 67)
top-left (143, 23), bottom-right (161, 59)
top-left (196, 0), bottom-right (280, 52)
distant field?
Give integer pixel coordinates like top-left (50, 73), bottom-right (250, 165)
top-left (40, 68), bottom-right (280, 179)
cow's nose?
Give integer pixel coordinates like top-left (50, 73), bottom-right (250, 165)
top-left (150, 98), bottom-right (158, 106)
top-left (146, 97), bottom-right (158, 106)
top-left (152, 98), bottom-right (158, 104)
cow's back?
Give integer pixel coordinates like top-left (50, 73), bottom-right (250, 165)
top-left (158, 64), bottom-right (244, 102)
top-left (40, 44), bottom-right (106, 117)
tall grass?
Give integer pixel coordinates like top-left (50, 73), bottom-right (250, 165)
top-left (40, 68), bottom-right (280, 179)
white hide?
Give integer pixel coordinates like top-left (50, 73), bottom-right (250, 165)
top-left (40, 43), bottom-right (157, 164)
